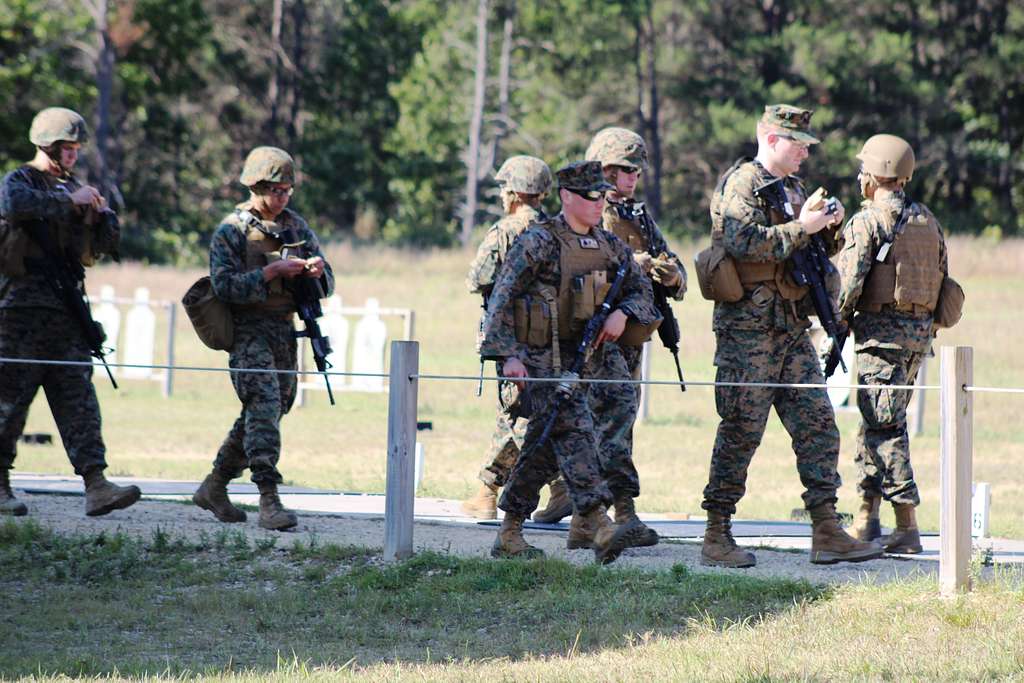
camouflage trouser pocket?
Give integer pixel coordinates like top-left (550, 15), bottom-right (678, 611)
top-left (859, 362), bottom-right (898, 427)
top-left (714, 366), bottom-right (746, 421)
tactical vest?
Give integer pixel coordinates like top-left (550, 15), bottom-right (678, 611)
top-left (231, 209), bottom-right (297, 318)
top-left (858, 202), bottom-right (943, 315)
top-left (604, 202), bottom-right (649, 253)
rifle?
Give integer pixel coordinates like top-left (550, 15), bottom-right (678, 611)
top-left (626, 204), bottom-right (686, 392)
top-left (476, 293), bottom-right (488, 397)
top-left (753, 179), bottom-right (848, 377)
top-left (23, 214), bottom-right (118, 388)
top-left (276, 226), bottom-right (335, 405)
top-left (512, 259), bottom-right (630, 460)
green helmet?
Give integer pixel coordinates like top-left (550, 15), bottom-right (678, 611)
top-left (495, 155), bottom-right (553, 194)
top-left (585, 127), bottom-right (649, 170)
top-left (239, 146), bottom-right (296, 187)
top-left (29, 107), bottom-right (89, 147)
top-left (857, 134), bottom-right (915, 181)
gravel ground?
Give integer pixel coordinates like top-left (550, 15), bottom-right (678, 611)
top-left (5, 492), bottom-right (957, 587)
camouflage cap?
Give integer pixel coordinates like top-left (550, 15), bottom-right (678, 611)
top-left (760, 104), bottom-right (820, 144)
top-left (585, 127), bottom-right (649, 170)
top-left (29, 107), bottom-right (89, 147)
top-left (556, 160), bottom-right (615, 192)
top-left (495, 155), bottom-right (553, 194)
top-left (239, 146), bottom-right (296, 187)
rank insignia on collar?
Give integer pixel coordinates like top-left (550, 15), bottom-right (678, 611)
top-left (578, 237), bottom-right (599, 249)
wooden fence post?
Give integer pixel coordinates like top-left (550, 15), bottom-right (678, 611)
top-left (940, 346), bottom-right (973, 596)
top-left (384, 341), bottom-right (419, 561)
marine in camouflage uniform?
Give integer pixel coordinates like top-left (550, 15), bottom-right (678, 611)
top-left (700, 105), bottom-right (881, 567)
top-left (461, 156), bottom-right (570, 521)
top-left (481, 161), bottom-right (660, 564)
top-left (837, 135), bottom-right (949, 554)
top-left (0, 107), bottom-right (140, 517)
top-left (192, 146), bottom-right (334, 531)
top-left (581, 127), bottom-right (690, 547)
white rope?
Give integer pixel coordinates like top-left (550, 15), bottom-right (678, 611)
top-left (0, 357), bottom-right (387, 379)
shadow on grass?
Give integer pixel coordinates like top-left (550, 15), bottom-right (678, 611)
top-left (0, 518), bottom-right (830, 678)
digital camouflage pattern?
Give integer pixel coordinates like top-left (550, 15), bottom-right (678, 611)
top-left (837, 189), bottom-right (948, 507)
top-left (585, 128), bottom-right (649, 170)
top-left (475, 380), bottom-right (528, 487)
top-left (555, 161), bottom-right (614, 191)
top-left (466, 205), bottom-right (542, 296)
top-left (494, 156), bottom-right (552, 195)
top-left (703, 159), bottom-right (842, 516)
top-left (760, 104), bottom-right (819, 144)
top-left (208, 201), bottom-right (334, 485)
top-left (586, 342), bottom-right (641, 497)
top-left (239, 146), bottom-right (296, 187)
top-left (29, 107), bottom-right (88, 147)
top-left (0, 308), bottom-right (108, 476)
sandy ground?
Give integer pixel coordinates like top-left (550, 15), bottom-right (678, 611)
top-left (5, 492), bottom-right (964, 587)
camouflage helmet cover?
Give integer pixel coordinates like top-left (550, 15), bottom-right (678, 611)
top-left (29, 107), bottom-right (89, 147)
top-left (239, 146), bottom-right (296, 187)
top-left (495, 155), bottom-right (553, 194)
top-left (585, 127), bottom-right (649, 170)
top-left (857, 134), bottom-right (915, 181)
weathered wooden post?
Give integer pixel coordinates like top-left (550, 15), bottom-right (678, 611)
top-left (940, 346), bottom-right (973, 596)
top-left (384, 341), bottom-right (419, 561)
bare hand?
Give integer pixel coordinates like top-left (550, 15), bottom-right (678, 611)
top-left (798, 203), bottom-right (833, 235)
top-left (501, 357), bottom-right (528, 391)
top-left (595, 309), bottom-right (627, 348)
top-left (304, 256), bottom-right (325, 278)
top-left (263, 258), bottom-right (308, 282)
top-left (70, 186), bottom-right (102, 207)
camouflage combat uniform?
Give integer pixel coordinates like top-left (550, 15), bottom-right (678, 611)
top-left (208, 201), bottom-right (334, 485)
top-left (702, 159), bottom-right (843, 516)
top-left (836, 190), bottom-right (947, 506)
top-left (466, 204), bottom-right (542, 487)
top-left (0, 165), bottom-right (118, 477)
top-left (480, 212), bottom-right (658, 518)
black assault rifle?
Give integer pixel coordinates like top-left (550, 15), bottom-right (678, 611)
top-left (276, 226), bottom-right (335, 405)
top-left (753, 179), bottom-right (848, 378)
top-left (23, 214), bottom-right (118, 388)
top-left (511, 259), bottom-right (630, 460)
top-left (623, 204), bottom-right (686, 392)
top-left (475, 292), bottom-right (489, 397)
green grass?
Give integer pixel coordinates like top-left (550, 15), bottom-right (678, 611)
top-left (13, 238), bottom-right (1024, 538)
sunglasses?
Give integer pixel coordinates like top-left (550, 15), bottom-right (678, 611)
top-left (613, 165), bottom-right (642, 175)
top-left (261, 185), bottom-right (294, 198)
top-left (776, 135), bottom-right (811, 150)
top-left (565, 188), bottom-right (606, 201)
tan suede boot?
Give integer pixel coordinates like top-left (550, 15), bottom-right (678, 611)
top-left (82, 469), bottom-right (141, 517)
top-left (613, 496), bottom-right (659, 548)
top-left (257, 482), bottom-right (298, 531)
top-left (491, 513), bottom-right (544, 559)
top-left (193, 470), bottom-right (247, 523)
top-left (567, 507), bottom-right (611, 549)
top-left (809, 502), bottom-right (883, 564)
top-left (532, 479), bottom-right (572, 524)
top-left (883, 503), bottom-right (923, 554)
top-left (701, 511), bottom-right (756, 568)
top-left (592, 507), bottom-right (639, 565)
top-left (847, 495), bottom-right (882, 541)
top-left (0, 469), bottom-right (27, 516)
top-left (461, 483), bottom-right (498, 520)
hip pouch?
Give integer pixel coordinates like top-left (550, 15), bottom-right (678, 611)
top-left (694, 243), bottom-right (743, 303)
top-left (182, 276), bottom-right (234, 351)
top-left (933, 276), bottom-right (965, 328)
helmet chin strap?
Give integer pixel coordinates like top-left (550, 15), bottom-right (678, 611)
top-left (40, 144), bottom-right (71, 175)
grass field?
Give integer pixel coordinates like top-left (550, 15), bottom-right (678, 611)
top-left (13, 236), bottom-right (1024, 537)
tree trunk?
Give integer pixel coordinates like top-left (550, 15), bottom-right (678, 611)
top-left (461, 0), bottom-right (489, 247)
top-left (491, 0), bottom-right (514, 164)
top-left (287, 0), bottom-right (306, 150)
top-left (266, 0), bottom-right (284, 141)
top-left (84, 0), bottom-right (118, 204)
top-left (643, 2), bottom-right (662, 218)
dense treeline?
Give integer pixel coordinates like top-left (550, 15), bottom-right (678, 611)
top-left (1, 0), bottom-right (1021, 262)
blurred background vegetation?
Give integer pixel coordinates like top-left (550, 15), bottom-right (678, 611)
top-left (2, 0), bottom-right (1021, 262)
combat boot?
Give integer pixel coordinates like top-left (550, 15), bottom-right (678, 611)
top-left (461, 483), bottom-right (498, 520)
top-left (701, 511), bottom-right (756, 568)
top-left (0, 469), bottom-right (27, 516)
top-left (532, 479), bottom-right (572, 524)
top-left (847, 495), bottom-right (882, 541)
top-left (257, 482), bottom-right (298, 531)
top-left (591, 507), bottom-right (637, 565)
top-left (491, 513), bottom-right (544, 559)
top-left (883, 503), bottom-right (923, 554)
top-left (193, 469), bottom-right (247, 523)
top-left (567, 507), bottom-right (611, 549)
top-left (613, 495), bottom-right (659, 548)
top-left (82, 468), bottom-right (141, 517)
top-left (809, 502), bottom-right (883, 564)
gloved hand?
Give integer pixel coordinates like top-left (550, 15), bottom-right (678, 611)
top-left (633, 251), bottom-right (654, 274)
top-left (651, 252), bottom-right (682, 288)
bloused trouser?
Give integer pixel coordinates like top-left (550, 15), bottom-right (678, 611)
top-left (498, 354), bottom-right (613, 518)
top-left (702, 327), bottom-right (842, 515)
top-left (586, 342), bottom-right (642, 498)
top-left (0, 307), bottom-right (108, 475)
top-left (213, 318), bottom-right (297, 485)
top-left (476, 380), bottom-right (528, 487)
top-left (854, 345), bottom-right (925, 506)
